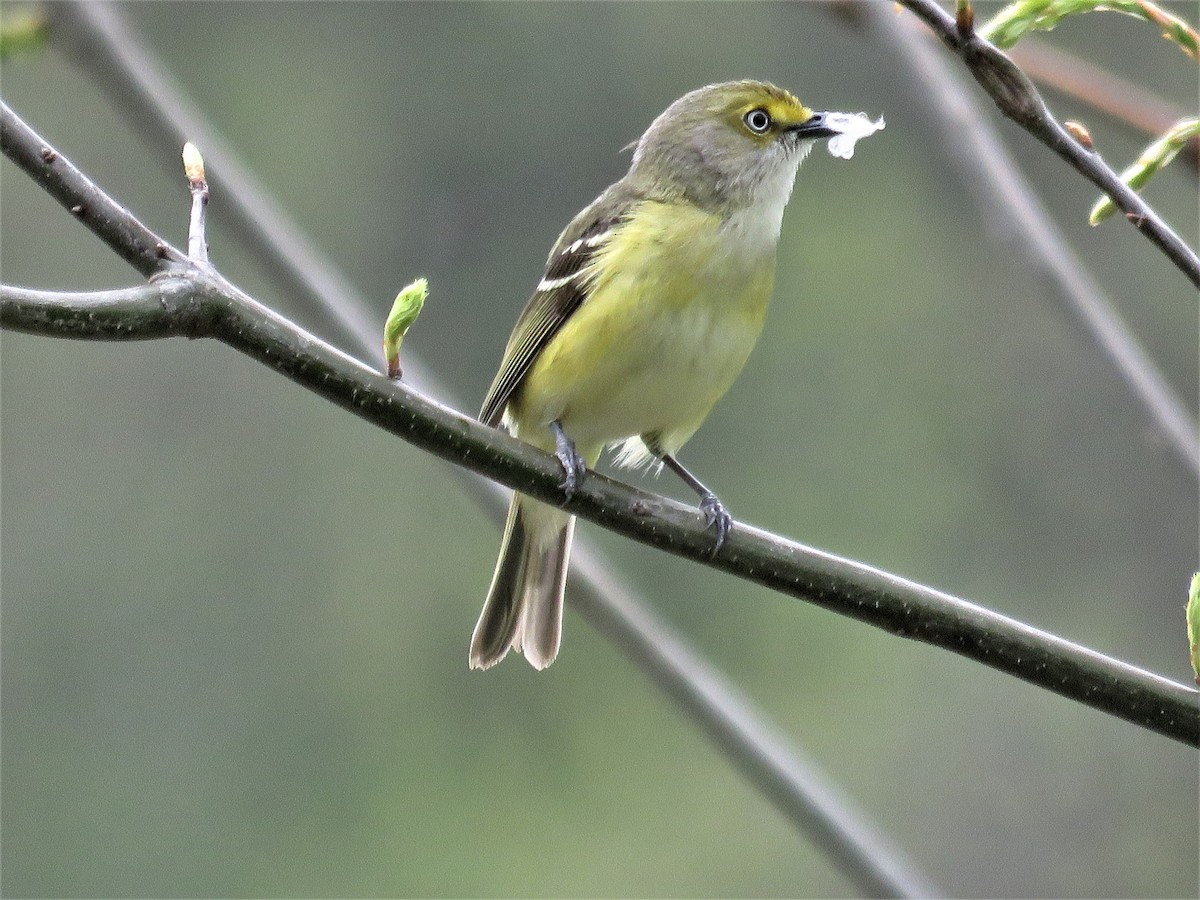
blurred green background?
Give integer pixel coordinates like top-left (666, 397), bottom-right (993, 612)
top-left (3, 2), bottom-right (1197, 896)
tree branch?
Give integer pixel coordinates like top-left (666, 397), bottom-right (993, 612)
top-left (6, 270), bottom-right (1197, 748)
top-left (866, 2), bottom-right (1200, 479)
top-left (1008, 37), bottom-right (1199, 171)
top-left (0, 104), bottom-right (183, 276)
top-left (46, 0), bottom-right (379, 354)
top-left (0, 282), bottom-right (192, 339)
top-left (5, 20), bottom-right (938, 892)
top-left (3, 98), bottom-right (1195, 747)
top-left (10, 283), bottom-right (938, 900)
top-left (895, 0), bottom-right (1200, 288)
top-left (5, 13), bottom-right (1197, 895)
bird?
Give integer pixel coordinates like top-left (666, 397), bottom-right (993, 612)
top-left (470, 80), bottom-right (844, 670)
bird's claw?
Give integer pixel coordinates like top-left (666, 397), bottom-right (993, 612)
top-left (700, 492), bottom-right (732, 554)
top-left (556, 444), bottom-right (586, 499)
top-left (551, 422), bottom-right (586, 501)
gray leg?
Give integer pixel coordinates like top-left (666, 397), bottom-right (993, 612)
top-left (549, 420), bottom-right (586, 500)
top-left (658, 452), bottom-right (732, 553)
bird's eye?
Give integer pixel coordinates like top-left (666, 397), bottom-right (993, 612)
top-left (743, 108), bottom-right (772, 134)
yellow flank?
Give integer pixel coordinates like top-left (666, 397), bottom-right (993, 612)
top-left (510, 198), bottom-right (776, 462)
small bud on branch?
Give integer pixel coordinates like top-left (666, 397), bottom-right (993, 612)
top-left (1063, 120), bottom-right (1094, 150)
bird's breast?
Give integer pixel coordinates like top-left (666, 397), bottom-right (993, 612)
top-left (512, 201), bottom-right (777, 454)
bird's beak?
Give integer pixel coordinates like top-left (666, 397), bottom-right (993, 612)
top-left (788, 111), bottom-right (839, 139)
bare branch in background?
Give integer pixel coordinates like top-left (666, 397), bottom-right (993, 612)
top-left (15, 4), bottom-right (942, 894)
top-left (864, 2), bottom-right (1200, 479)
top-left (6, 6), bottom-right (1197, 894)
top-left (4, 100), bottom-right (1197, 751)
top-left (895, 0), bottom-right (1200, 287)
top-left (1008, 37), bottom-right (1200, 171)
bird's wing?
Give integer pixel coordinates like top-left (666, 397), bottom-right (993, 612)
top-left (479, 189), bottom-right (633, 428)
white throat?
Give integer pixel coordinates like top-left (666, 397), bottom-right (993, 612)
top-left (723, 142), bottom-right (810, 254)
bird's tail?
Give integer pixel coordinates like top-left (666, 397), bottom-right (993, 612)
top-left (469, 494), bottom-right (575, 670)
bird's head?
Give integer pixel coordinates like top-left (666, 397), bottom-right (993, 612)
top-left (629, 80), bottom-right (840, 210)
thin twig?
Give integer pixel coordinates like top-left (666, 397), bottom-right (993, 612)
top-left (1008, 37), bottom-right (1200, 171)
top-left (0, 282), bottom-right (194, 339)
top-left (182, 141), bottom-right (209, 263)
top-left (895, 0), bottom-right (1200, 288)
top-left (47, 0), bottom-right (378, 355)
top-left (26, 4), bottom-right (938, 894)
top-left (866, 3), bottom-right (1200, 480)
top-left (0, 104), bottom-right (182, 276)
top-left (979, 0), bottom-right (1199, 61)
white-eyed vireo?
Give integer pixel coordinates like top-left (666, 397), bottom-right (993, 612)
top-left (471, 80), bottom-right (881, 670)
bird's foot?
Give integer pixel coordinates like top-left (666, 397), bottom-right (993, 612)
top-left (550, 420), bottom-right (586, 500)
top-left (699, 491), bottom-right (732, 555)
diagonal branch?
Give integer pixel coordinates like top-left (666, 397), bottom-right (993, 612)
top-left (1008, 37), bottom-right (1200, 171)
top-left (5, 276), bottom-right (939, 900)
top-left (452, 468), bottom-right (938, 899)
top-left (0, 104), bottom-right (183, 276)
top-left (46, 0), bottom-right (379, 354)
top-left (6, 271), bottom-right (1197, 749)
top-left (3, 102), bottom-right (1196, 749)
top-left (867, 3), bottom-right (1200, 480)
top-left (10, 6), bottom-right (938, 892)
top-left (6, 10), bottom-right (1198, 893)
top-left (895, 0), bottom-right (1200, 288)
